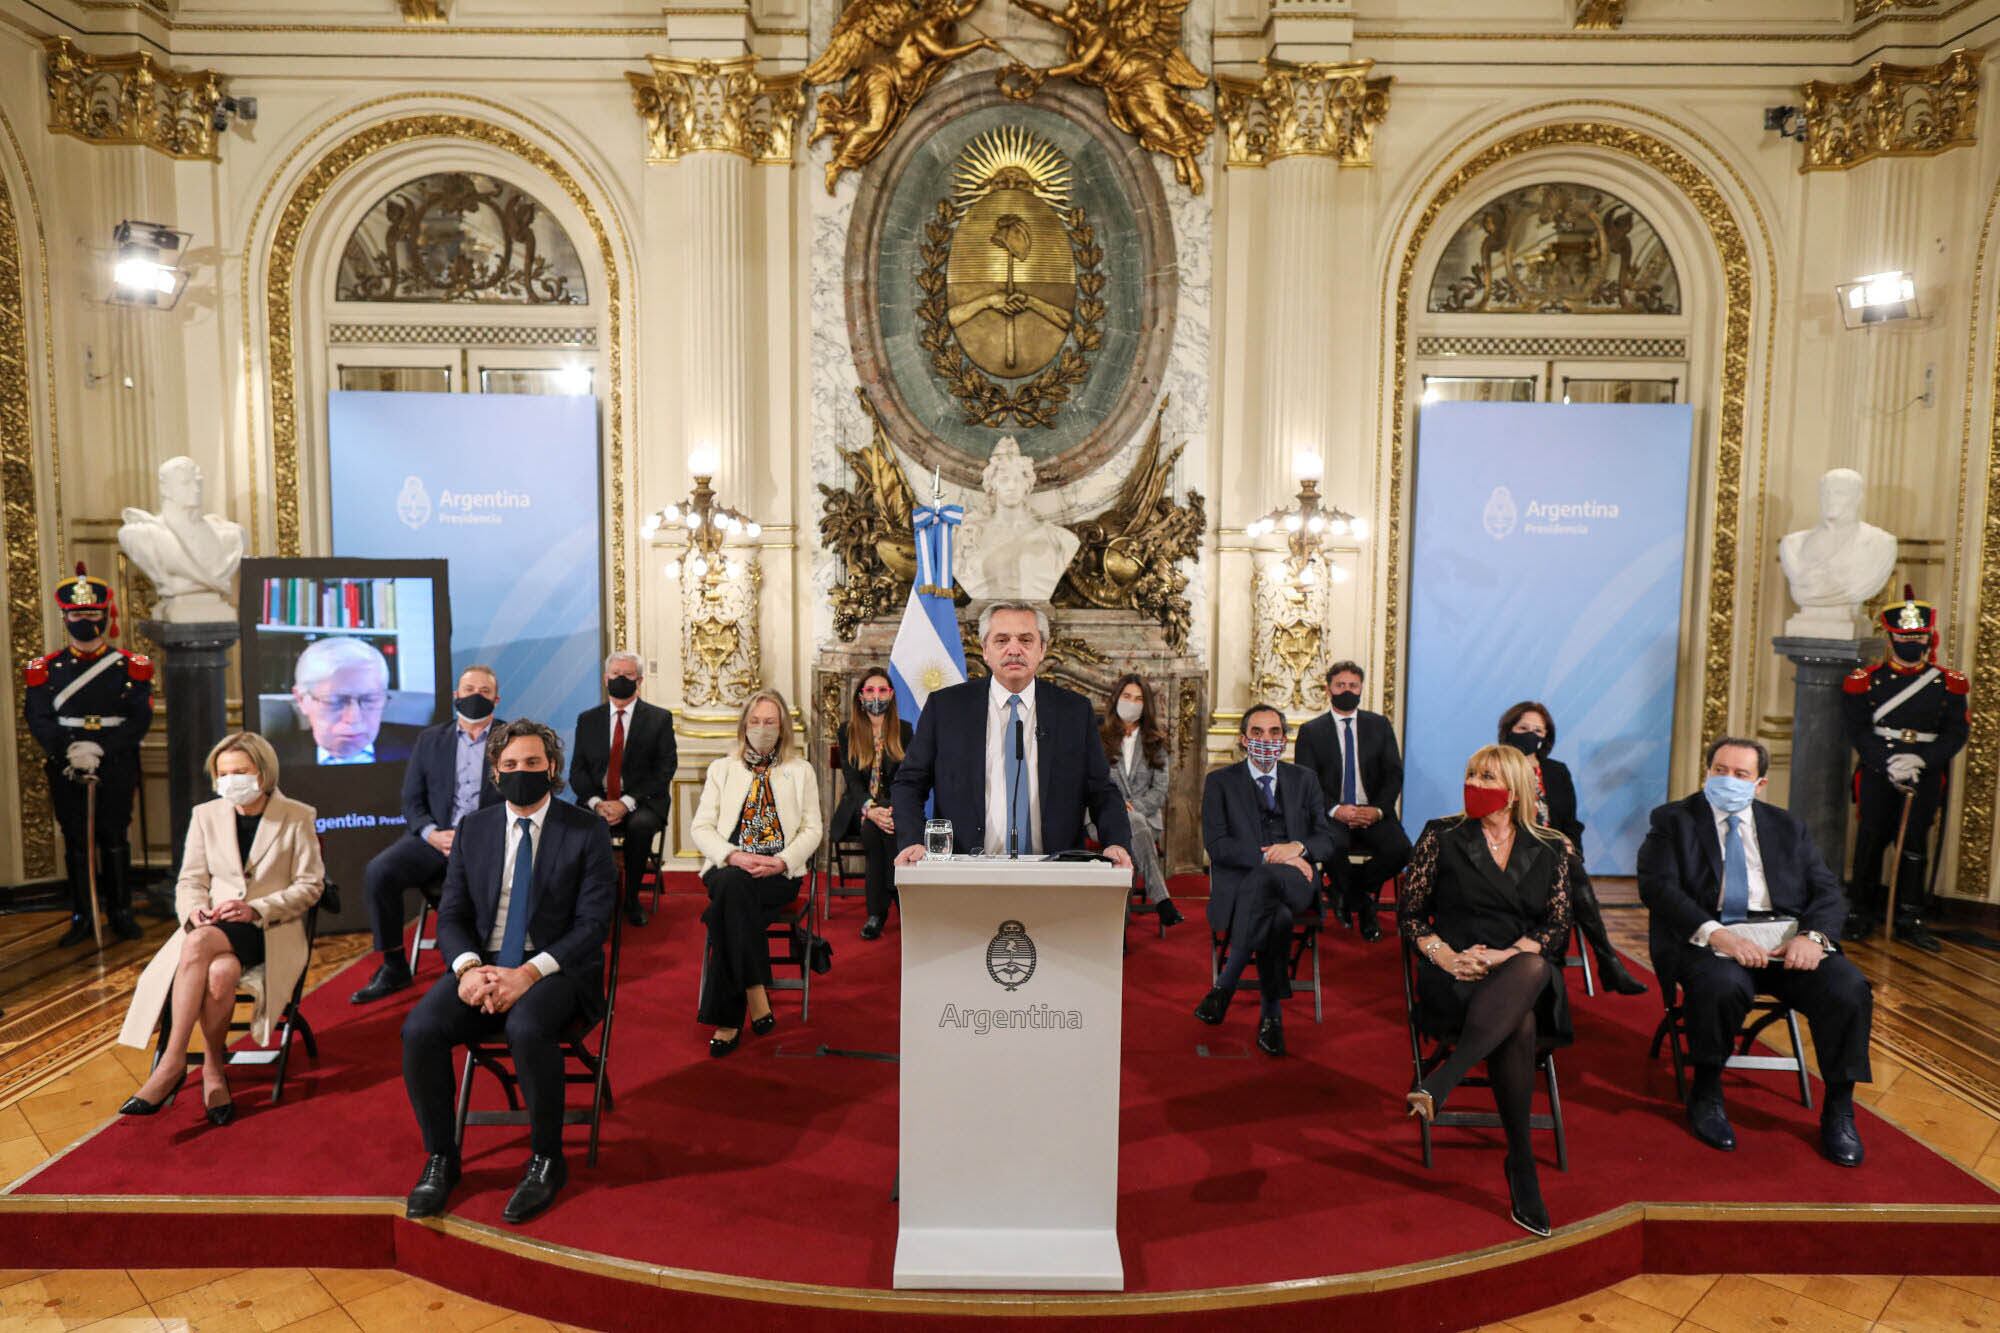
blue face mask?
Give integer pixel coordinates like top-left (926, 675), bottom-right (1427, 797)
top-left (1703, 774), bottom-right (1757, 813)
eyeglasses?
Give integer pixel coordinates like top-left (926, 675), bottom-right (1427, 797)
top-left (306, 691), bottom-right (387, 713)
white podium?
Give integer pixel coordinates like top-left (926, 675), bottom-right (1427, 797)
top-left (892, 856), bottom-right (1132, 1291)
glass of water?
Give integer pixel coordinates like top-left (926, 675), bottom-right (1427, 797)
top-left (924, 819), bottom-right (954, 858)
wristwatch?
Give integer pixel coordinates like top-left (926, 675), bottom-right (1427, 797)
top-left (1804, 929), bottom-right (1839, 954)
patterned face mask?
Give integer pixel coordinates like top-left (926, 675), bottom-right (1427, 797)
top-left (1245, 737), bottom-right (1284, 764)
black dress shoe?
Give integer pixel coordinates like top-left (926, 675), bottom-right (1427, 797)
top-left (1193, 988), bottom-right (1229, 1025)
top-left (1256, 1017), bottom-right (1285, 1057)
top-left (110, 911), bottom-right (143, 941)
top-left (502, 1154), bottom-right (567, 1224)
top-left (750, 1013), bottom-right (776, 1037)
top-left (1156, 900), bottom-right (1184, 928)
top-left (404, 1154), bottom-right (461, 1220)
top-left (1893, 916), bottom-right (1943, 954)
top-left (1356, 914), bottom-right (1383, 943)
top-left (859, 915), bottom-right (884, 940)
top-left (625, 900), bottom-right (649, 928)
top-left (57, 915), bottom-right (92, 948)
top-left (709, 1032), bottom-right (742, 1058)
top-left (1505, 1155), bottom-right (1552, 1237)
top-left (1596, 952), bottom-right (1649, 996)
top-left (1841, 909), bottom-right (1879, 944)
top-left (1820, 1110), bottom-right (1865, 1167)
top-left (1687, 1094), bottom-right (1737, 1151)
top-left (349, 960), bottom-right (413, 1005)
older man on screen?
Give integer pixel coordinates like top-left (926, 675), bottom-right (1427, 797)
top-left (281, 636), bottom-right (419, 767)
top-left (891, 601), bottom-right (1132, 867)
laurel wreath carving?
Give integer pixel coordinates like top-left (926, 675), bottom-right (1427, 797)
top-left (915, 197), bottom-right (1106, 430)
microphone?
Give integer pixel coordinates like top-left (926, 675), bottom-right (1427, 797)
top-left (1009, 716), bottom-right (1026, 858)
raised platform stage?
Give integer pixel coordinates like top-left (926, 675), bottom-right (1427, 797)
top-left (5, 885), bottom-right (1995, 1330)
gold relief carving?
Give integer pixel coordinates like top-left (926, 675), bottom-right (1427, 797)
top-left (1573, 0), bottom-right (1625, 29)
top-left (803, 0), bottom-right (998, 193)
top-left (1385, 120), bottom-right (1753, 745)
top-left (1957, 205), bottom-right (2000, 896)
top-left (1854, 0), bottom-right (1940, 17)
top-left (1800, 48), bottom-right (1978, 171)
top-left (1216, 59), bottom-right (1391, 168)
top-left (1251, 557), bottom-right (1330, 713)
top-left (627, 56), bottom-right (805, 165)
top-left (1053, 400), bottom-right (1206, 649)
top-left (1001, 0), bottom-right (1215, 193)
top-left (263, 111), bottom-right (627, 645)
top-left (816, 670), bottom-right (844, 752)
top-left (818, 388), bottom-right (920, 640)
top-left (399, 0), bottom-right (450, 20)
top-left (1177, 678), bottom-right (1201, 768)
top-left (683, 560), bottom-right (762, 709)
top-left (42, 37), bottom-right (226, 162)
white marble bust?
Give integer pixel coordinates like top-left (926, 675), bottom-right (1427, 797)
top-left (955, 437), bottom-right (1079, 602)
top-left (118, 456), bottom-right (246, 624)
top-left (1778, 467), bottom-right (1897, 639)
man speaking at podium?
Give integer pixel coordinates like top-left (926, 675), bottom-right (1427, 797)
top-left (892, 602), bottom-right (1133, 868)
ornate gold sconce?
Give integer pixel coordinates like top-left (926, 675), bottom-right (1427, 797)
top-left (1245, 451), bottom-right (1367, 712)
top-left (642, 447), bottom-right (764, 709)
top-left (1244, 449), bottom-right (1367, 579)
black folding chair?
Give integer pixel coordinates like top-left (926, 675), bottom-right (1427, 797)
top-left (1649, 979), bottom-right (1812, 1109)
top-left (1127, 868), bottom-right (1166, 940)
top-left (154, 884), bottom-right (339, 1103)
top-left (609, 825), bottom-right (667, 914)
top-left (699, 867), bottom-right (816, 1023)
top-left (453, 900), bottom-right (625, 1167)
top-left (1207, 873), bottom-right (1325, 1022)
top-left (820, 757), bottom-right (870, 925)
top-left (1561, 920), bottom-right (1597, 997)
top-left (407, 874), bottom-right (447, 975)
top-left (1400, 937), bottom-right (1568, 1171)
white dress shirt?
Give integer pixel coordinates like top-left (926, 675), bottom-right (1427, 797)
top-left (451, 797), bottom-right (561, 979)
top-left (317, 744), bottom-right (374, 766)
top-left (1326, 708), bottom-right (1370, 810)
top-left (1120, 728), bottom-right (1138, 779)
top-left (1692, 802), bottom-right (1772, 946)
top-left (587, 701), bottom-right (640, 814)
top-left (985, 677), bottom-right (1042, 855)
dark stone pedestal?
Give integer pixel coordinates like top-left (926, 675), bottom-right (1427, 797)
top-left (1774, 635), bottom-right (1878, 870)
top-left (141, 620), bottom-right (239, 868)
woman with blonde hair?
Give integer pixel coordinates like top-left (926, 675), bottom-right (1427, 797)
top-left (117, 731), bottom-right (324, 1125)
top-left (1398, 743), bottom-right (1572, 1236)
top-left (690, 689), bottom-right (823, 1056)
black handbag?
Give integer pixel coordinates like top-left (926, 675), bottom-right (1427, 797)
top-left (804, 927), bottom-right (834, 975)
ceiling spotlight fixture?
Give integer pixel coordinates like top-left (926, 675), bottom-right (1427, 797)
top-left (1763, 105), bottom-right (1806, 144)
top-left (1835, 270), bottom-right (1918, 329)
top-left (109, 220), bottom-right (191, 309)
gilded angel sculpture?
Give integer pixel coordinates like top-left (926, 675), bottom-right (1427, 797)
top-left (1005, 0), bottom-right (1214, 193)
top-left (803, 0), bottom-right (1000, 194)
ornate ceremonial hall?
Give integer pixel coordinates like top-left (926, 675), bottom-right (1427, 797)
top-left (2, 0), bottom-right (2000, 1328)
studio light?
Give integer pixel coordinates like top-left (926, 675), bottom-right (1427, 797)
top-left (1836, 271), bottom-right (1918, 329)
top-left (109, 220), bottom-right (190, 309)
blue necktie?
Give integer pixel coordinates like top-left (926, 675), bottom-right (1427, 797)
top-left (498, 816), bottom-right (535, 967)
top-left (1720, 814), bottom-right (1750, 925)
top-left (1341, 717), bottom-right (1358, 807)
top-left (1257, 773), bottom-right (1276, 813)
top-left (1005, 694), bottom-right (1032, 854)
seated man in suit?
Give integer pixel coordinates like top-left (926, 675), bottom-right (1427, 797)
top-left (352, 665), bottom-right (504, 1003)
top-left (1196, 705), bottom-right (1343, 1056)
top-left (571, 651), bottom-right (678, 928)
top-left (1294, 660), bottom-right (1410, 942)
top-left (1637, 736), bottom-right (1871, 1167)
top-left (401, 719), bottom-right (617, 1224)
top-left (891, 601), bottom-right (1132, 869)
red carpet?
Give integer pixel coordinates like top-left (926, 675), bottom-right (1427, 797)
top-left (7, 883), bottom-right (1996, 1326)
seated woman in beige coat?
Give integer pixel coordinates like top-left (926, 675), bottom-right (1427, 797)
top-left (118, 731), bottom-right (324, 1125)
top-left (691, 688), bottom-right (822, 1058)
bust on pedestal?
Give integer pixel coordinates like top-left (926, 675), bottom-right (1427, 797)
top-left (955, 438), bottom-right (1079, 602)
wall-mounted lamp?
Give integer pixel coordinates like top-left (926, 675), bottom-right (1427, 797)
top-left (1244, 448), bottom-right (1365, 580)
top-left (1835, 270), bottom-right (1918, 329)
top-left (109, 220), bottom-right (190, 309)
top-left (640, 443), bottom-right (760, 588)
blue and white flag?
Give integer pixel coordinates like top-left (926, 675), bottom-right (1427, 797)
top-left (888, 501), bottom-right (968, 720)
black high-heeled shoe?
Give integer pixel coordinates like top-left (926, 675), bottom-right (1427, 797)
top-left (119, 1070), bottom-right (185, 1116)
top-left (750, 1013), bottom-right (775, 1037)
top-left (1505, 1155), bottom-right (1552, 1237)
top-left (709, 1032), bottom-right (742, 1058)
top-left (204, 1080), bottom-right (235, 1127)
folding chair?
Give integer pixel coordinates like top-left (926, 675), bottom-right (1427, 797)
top-left (609, 826), bottom-right (667, 914)
top-left (154, 884), bottom-right (340, 1104)
top-left (820, 756), bottom-right (870, 925)
top-left (1127, 869), bottom-right (1166, 939)
top-left (1400, 937), bottom-right (1568, 1171)
top-left (453, 898), bottom-right (625, 1167)
top-left (1561, 921), bottom-right (1597, 997)
top-left (698, 866), bottom-right (816, 1023)
top-left (407, 874), bottom-right (447, 975)
top-left (1649, 979), bottom-right (1813, 1109)
top-left (1208, 876), bottom-right (1325, 1022)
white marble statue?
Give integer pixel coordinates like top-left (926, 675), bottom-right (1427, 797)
top-left (117, 456), bottom-right (246, 624)
top-left (1778, 467), bottom-right (1897, 639)
top-left (955, 436), bottom-right (1079, 602)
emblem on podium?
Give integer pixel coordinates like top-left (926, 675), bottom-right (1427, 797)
top-left (986, 920), bottom-right (1037, 991)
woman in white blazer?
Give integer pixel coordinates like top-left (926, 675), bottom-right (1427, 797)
top-left (118, 732), bottom-right (324, 1125)
top-left (690, 688), bottom-right (822, 1057)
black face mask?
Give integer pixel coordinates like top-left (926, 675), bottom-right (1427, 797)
top-left (606, 675), bottom-right (639, 701)
top-left (860, 697), bottom-right (891, 717)
top-left (1329, 690), bottom-right (1361, 713)
top-left (497, 768), bottom-right (552, 806)
top-left (454, 693), bottom-right (495, 721)
top-left (65, 617), bottom-right (102, 641)
top-left (1891, 639), bottom-right (1929, 664)
top-left (1505, 730), bottom-right (1543, 756)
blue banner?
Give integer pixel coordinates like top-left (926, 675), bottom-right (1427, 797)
top-left (1405, 402), bottom-right (1693, 873)
top-left (329, 391), bottom-right (603, 760)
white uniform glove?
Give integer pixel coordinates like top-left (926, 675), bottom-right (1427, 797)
top-left (1885, 753), bottom-right (1925, 785)
top-left (64, 741), bottom-right (103, 775)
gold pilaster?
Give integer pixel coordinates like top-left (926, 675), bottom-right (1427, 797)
top-left (1800, 48), bottom-right (1979, 172)
top-left (42, 37), bottom-right (226, 162)
top-left (627, 56), bottom-right (805, 165)
top-left (1216, 59), bottom-right (1391, 169)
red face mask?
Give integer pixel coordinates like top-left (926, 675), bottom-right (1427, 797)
top-left (1463, 783), bottom-right (1511, 820)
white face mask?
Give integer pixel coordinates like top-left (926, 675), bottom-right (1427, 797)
top-left (745, 725), bottom-right (782, 756)
top-left (214, 773), bottom-right (262, 806)
top-left (1116, 698), bottom-right (1144, 724)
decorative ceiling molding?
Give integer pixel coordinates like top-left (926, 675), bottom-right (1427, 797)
top-left (42, 37), bottom-right (225, 162)
top-left (398, 0), bottom-right (450, 21)
top-left (1800, 46), bottom-right (1979, 171)
top-left (1854, 0), bottom-right (1940, 19)
top-left (1216, 58), bottom-right (1391, 168)
top-left (626, 55), bottom-right (805, 164)
top-left (1573, 0), bottom-right (1625, 30)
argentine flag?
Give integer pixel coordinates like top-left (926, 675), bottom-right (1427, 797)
top-left (887, 499), bottom-right (968, 720)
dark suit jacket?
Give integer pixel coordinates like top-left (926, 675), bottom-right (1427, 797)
top-left (1636, 792), bottom-right (1846, 974)
top-left (890, 677), bottom-right (1132, 856)
top-left (437, 796), bottom-right (617, 1017)
top-left (1201, 761), bottom-right (1342, 932)
top-left (834, 720), bottom-right (914, 839)
top-left (1294, 708), bottom-right (1404, 815)
top-left (399, 718), bottom-right (504, 839)
top-left (1538, 756), bottom-right (1584, 848)
top-left (571, 699), bottom-right (678, 824)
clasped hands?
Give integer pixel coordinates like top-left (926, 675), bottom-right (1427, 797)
top-left (1426, 938), bottom-right (1531, 982)
top-left (189, 898), bottom-right (256, 928)
top-left (458, 962), bottom-right (539, 1013)
top-left (1260, 840), bottom-right (1312, 879)
top-left (728, 849), bottom-right (790, 878)
top-left (1709, 928), bottom-right (1824, 972)
top-left (597, 799), bottom-right (629, 826)
top-left (861, 803), bottom-right (895, 835)
top-left (1332, 804), bottom-right (1381, 829)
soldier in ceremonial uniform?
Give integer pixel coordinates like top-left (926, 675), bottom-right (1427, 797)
top-left (23, 563), bottom-right (154, 946)
top-left (1840, 586), bottom-right (1967, 953)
